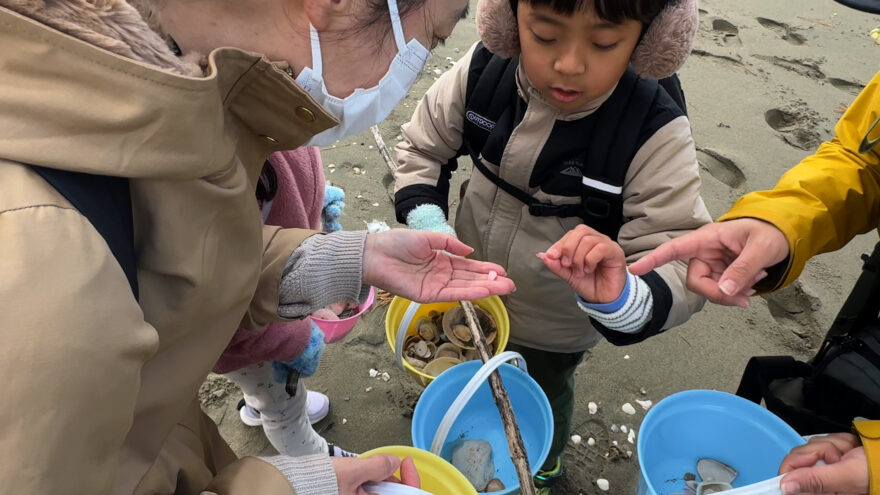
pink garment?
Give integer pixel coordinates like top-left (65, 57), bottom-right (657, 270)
top-left (212, 148), bottom-right (325, 374)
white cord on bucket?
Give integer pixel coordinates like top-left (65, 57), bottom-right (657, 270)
top-left (395, 300), bottom-right (422, 370)
top-left (362, 481), bottom-right (434, 495)
top-left (429, 351), bottom-right (528, 455)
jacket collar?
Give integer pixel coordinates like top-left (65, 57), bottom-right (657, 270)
top-left (0, 5), bottom-right (336, 180)
top-left (515, 60), bottom-right (616, 121)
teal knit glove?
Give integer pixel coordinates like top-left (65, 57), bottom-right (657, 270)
top-left (406, 204), bottom-right (456, 237)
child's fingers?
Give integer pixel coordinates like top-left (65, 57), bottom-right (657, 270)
top-left (583, 242), bottom-right (625, 274)
top-left (572, 235), bottom-right (602, 273)
top-left (551, 226), bottom-right (608, 268)
top-left (538, 253), bottom-right (570, 279)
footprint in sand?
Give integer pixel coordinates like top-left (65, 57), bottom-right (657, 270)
top-left (711, 18), bottom-right (742, 46)
top-left (696, 148), bottom-right (746, 189)
top-left (761, 281), bottom-right (823, 346)
top-left (765, 108), bottom-right (822, 151)
top-left (828, 77), bottom-right (866, 96)
top-left (558, 418), bottom-right (613, 492)
top-left (757, 17), bottom-right (806, 45)
top-left (765, 108), bottom-right (799, 132)
top-left (754, 55), bottom-right (825, 80)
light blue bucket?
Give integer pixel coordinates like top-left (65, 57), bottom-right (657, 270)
top-left (636, 390), bottom-right (806, 495)
top-left (411, 354), bottom-right (553, 495)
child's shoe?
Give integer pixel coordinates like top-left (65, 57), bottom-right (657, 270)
top-left (238, 401), bottom-right (263, 427)
top-left (534, 457), bottom-right (564, 494)
top-left (328, 443), bottom-right (358, 458)
top-left (306, 390), bottom-right (330, 424)
top-left (237, 390), bottom-right (331, 427)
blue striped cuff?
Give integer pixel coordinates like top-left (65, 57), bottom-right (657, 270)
top-left (577, 272), bottom-right (631, 313)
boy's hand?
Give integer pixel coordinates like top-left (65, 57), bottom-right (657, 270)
top-left (539, 225), bottom-right (627, 304)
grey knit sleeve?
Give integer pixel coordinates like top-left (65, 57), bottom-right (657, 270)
top-left (278, 231), bottom-right (370, 319)
top-left (261, 455), bottom-right (338, 495)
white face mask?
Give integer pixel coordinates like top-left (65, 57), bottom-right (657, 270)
top-left (296, 0), bottom-right (431, 147)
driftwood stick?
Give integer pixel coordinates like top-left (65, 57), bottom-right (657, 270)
top-left (370, 125), bottom-right (398, 176)
top-left (459, 300), bottom-right (535, 495)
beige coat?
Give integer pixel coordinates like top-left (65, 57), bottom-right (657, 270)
top-left (0, 3), bottom-right (337, 494)
top-left (396, 43), bottom-right (710, 352)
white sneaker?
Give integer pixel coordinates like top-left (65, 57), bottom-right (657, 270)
top-left (238, 401), bottom-right (263, 427)
top-left (306, 390), bottom-right (330, 424)
top-left (237, 391), bottom-right (330, 426)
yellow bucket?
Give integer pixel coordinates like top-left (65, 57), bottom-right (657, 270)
top-left (361, 445), bottom-right (478, 495)
top-left (384, 296), bottom-right (510, 386)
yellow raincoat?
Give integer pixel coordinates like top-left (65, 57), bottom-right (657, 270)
top-left (720, 70), bottom-right (880, 290)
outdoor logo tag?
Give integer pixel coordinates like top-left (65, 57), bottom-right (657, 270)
top-left (466, 111), bottom-right (496, 133)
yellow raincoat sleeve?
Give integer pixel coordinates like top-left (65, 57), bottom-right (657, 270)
top-left (719, 70), bottom-right (880, 290)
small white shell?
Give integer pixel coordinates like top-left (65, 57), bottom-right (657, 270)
top-left (587, 437), bottom-right (596, 446)
top-left (621, 425), bottom-right (629, 434)
top-left (636, 399), bottom-right (653, 410)
top-left (622, 403), bottom-right (637, 415)
top-left (570, 434), bottom-right (582, 445)
top-left (597, 479), bottom-right (610, 491)
top-left (588, 402), bottom-right (598, 414)
top-left (369, 368), bottom-right (379, 378)
top-left (610, 424), bottom-right (619, 433)
top-left (628, 429), bottom-right (636, 444)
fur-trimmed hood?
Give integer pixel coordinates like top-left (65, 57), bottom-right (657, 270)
top-left (0, 0), bottom-right (201, 76)
top-left (476, 0), bottom-right (700, 80)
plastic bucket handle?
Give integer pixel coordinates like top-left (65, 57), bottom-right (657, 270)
top-left (395, 300), bottom-right (422, 370)
top-left (362, 482), bottom-right (434, 495)
top-left (429, 351), bottom-right (528, 455)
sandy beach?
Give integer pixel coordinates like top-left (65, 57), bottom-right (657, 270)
top-left (199, 1), bottom-right (880, 493)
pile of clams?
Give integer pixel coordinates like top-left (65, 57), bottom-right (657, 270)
top-left (403, 305), bottom-right (498, 385)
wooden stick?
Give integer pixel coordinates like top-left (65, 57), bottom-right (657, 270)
top-left (459, 300), bottom-right (536, 495)
top-left (370, 125), bottom-right (398, 176)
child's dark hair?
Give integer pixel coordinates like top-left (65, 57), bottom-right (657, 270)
top-left (256, 161), bottom-right (278, 205)
top-left (515, 0), bottom-right (674, 25)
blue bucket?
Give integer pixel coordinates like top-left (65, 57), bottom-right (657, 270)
top-left (411, 357), bottom-right (553, 495)
top-left (636, 390), bottom-right (806, 495)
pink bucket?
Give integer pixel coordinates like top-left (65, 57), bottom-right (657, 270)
top-left (313, 286), bottom-right (376, 343)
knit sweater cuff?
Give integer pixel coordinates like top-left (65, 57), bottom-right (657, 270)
top-left (278, 231), bottom-right (369, 319)
top-left (261, 455), bottom-right (338, 495)
top-left (577, 272), bottom-right (653, 334)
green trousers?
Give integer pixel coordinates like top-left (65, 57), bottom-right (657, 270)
top-left (506, 342), bottom-right (585, 471)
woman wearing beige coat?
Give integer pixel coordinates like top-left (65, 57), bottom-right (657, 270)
top-left (0, 0), bottom-right (514, 494)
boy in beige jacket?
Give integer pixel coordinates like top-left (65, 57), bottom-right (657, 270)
top-left (394, 0), bottom-right (709, 490)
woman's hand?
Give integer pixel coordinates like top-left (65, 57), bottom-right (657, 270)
top-left (628, 218), bottom-right (789, 307)
top-left (362, 229), bottom-right (515, 302)
top-left (332, 455), bottom-right (421, 495)
top-left (778, 433), bottom-right (868, 495)
top-left (539, 225), bottom-right (627, 304)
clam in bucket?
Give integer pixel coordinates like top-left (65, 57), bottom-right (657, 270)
top-left (360, 445), bottom-right (478, 495)
top-left (411, 353), bottom-right (553, 495)
top-left (636, 390), bottom-right (806, 495)
top-left (384, 296), bottom-right (509, 386)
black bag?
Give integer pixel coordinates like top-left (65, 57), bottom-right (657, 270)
top-left (736, 241), bottom-right (880, 434)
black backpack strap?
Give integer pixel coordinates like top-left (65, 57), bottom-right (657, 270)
top-left (825, 241), bottom-right (880, 341)
top-left (461, 45), bottom-right (519, 154)
top-left (31, 166), bottom-right (139, 300)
